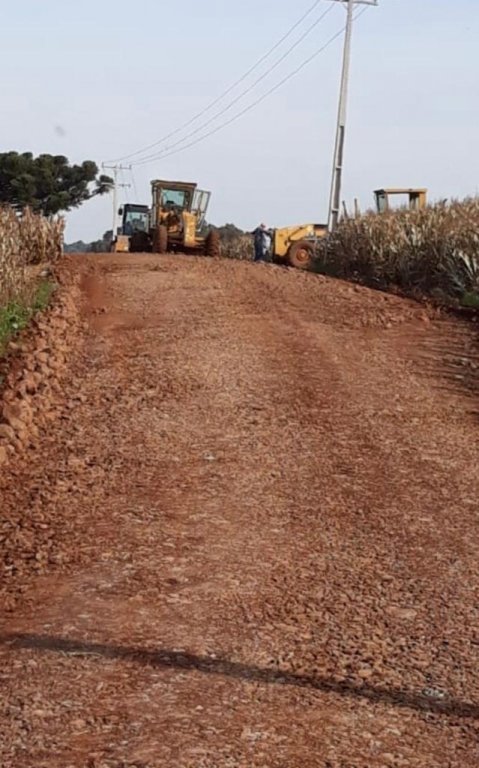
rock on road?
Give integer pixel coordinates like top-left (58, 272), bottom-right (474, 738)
top-left (1, 253), bottom-right (479, 767)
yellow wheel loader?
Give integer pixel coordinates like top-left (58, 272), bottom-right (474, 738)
top-left (250, 188), bottom-right (427, 270)
top-left (272, 223), bottom-right (328, 270)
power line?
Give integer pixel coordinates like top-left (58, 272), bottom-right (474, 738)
top-left (107, 0), bottom-right (325, 163)
top-left (130, 3), bottom-right (335, 166)
top-left (132, 8), bottom-right (369, 168)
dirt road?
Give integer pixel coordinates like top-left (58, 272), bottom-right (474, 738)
top-left (1, 254), bottom-right (479, 767)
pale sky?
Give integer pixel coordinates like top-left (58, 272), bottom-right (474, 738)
top-left (2, 1), bottom-right (478, 241)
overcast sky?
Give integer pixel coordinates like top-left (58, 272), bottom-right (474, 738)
top-left (2, 1), bottom-right (478, 241)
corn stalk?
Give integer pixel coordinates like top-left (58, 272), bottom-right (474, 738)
top-left (0, 206), bottom-right (64, 304)
top-left (318, 198), bottom-right (479, 301)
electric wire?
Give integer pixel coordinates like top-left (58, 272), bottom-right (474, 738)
top-left (107, 0), bottom-right (327, 163)
top-left (129, 3), bottom-right (335, 165)
top-left (132, 7), bottom-right (369, 168)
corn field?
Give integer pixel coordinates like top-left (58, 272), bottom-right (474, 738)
top-left (317, 199), bottom-right (479, 303)
top-left (0, 207), bottom-right (64, 304)
top-left (220, 233), bottom-right (252, 261)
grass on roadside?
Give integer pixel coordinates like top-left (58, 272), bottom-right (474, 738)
top-left (0, 279), bottom-right (56, 355)
top-left (461, 292), bottom-right (479, 309)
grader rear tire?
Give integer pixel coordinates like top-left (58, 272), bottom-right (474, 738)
top-left (205, 229), bottom-right (220, 258)
top-left (154, 225), bottom-right (168, 254)
top-left (287, 241), bottom-right (314, 270)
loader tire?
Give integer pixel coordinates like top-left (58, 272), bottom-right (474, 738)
top-left (205, 229), bottom-right (220, 258)
top-left (287, 240), bottom-right (314, 270)
top-left (154, 225), bottom-right (168, 254)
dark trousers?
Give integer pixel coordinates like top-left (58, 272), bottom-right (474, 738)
top-left (254, 244), bottom-right (271, 262)
top-left (254, 244), bottom-right (264, 262)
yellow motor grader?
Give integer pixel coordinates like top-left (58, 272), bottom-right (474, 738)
top-left (128, 179), bottom-right (220, 256)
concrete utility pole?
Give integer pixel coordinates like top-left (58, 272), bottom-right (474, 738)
top-left (328, 0), bottom-right (378, 231)
top-left (102, 164), bottom-right (132, 236)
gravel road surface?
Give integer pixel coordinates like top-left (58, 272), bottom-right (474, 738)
top-left (1, 254), bottom-right (479, 767)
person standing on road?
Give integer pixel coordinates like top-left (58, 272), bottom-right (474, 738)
top-left (252, 223), bottom-right (272, 263)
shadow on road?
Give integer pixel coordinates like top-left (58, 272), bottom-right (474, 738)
top-left (2, 633), bottom-right (478, 720)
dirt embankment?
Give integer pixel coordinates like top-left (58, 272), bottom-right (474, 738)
top-left (0, 266), bottom-right (83, 465)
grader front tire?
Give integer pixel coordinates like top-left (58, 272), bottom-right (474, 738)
top-left (154, 225), bottom-right (168, 254)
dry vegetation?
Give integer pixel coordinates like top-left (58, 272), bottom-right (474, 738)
top-left (220, 233), bottom-right (252, 261)
top-left (317, 199), bottom-right (479, 304)
top-left (212, 223), bottom-right (252, 261)
top-left (0, 207), bottom-right (64, 348)
top-left (0, 207), bottom-right (63, 304)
